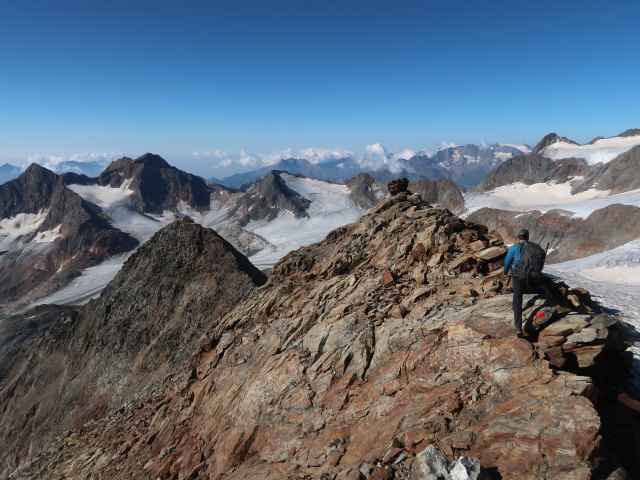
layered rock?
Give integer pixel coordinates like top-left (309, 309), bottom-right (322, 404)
top-left (0, 222), bottom-right (266, 476)
top-left (4, 194), bottom-right (631, 480)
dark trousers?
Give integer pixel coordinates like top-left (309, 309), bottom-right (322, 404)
top-left (512, 277), bottom-right (524, 332)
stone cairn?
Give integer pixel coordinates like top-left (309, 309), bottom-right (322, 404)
top-left (387, 178), bottom-right (410, 195)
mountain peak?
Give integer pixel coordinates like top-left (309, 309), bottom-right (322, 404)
top-left (133, 153), bottom-right (172, 169)
top-left (532, 133), bottom-right (578, 155)
top-left (618, 128), bottom-right (640, 138)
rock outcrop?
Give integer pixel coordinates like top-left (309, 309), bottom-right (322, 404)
top-left (0, 222), bottom-right (266, 476)
top-left (3, 193), bottom-right (633, 479)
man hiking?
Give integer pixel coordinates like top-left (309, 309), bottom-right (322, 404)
top-left (504, 229), bottom-right (546, 338)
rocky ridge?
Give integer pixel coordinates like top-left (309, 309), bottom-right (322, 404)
top-left (3, 193), bottom-right (633, 479)
top-left (0, 222), bottom-right (266, 476)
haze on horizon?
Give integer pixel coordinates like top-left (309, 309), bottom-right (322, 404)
top-left (1, 0), bottom-right (639, 178)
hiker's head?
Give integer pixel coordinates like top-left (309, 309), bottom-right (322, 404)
top-left (517, 229), bottom-right (529, 242)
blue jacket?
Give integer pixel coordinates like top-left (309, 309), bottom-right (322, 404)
top-left (504, 243), bottom-right (522, 274)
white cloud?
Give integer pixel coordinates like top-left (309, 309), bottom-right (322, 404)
top-left (438, 141), bottom-right (457, 150)
top-left (192, 150), bottom-right (229, 159)
top-left (238, 150), bottom-right (258, 167)
top-left (24, 152), bottom-right (121, 173)
top-left (391, 148), bottom-right (416, 161)
top-left (214, 159), bottom-right (233, 168)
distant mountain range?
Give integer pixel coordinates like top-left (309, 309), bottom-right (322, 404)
top-left (214, 143), bottom-right (532, 189)
top-left (3, 129), bottom-right (640, 315)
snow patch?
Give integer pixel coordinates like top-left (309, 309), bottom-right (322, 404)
top-left (543, 135), bottom-right (640, 165)
top-left (67, 179), bottom-right (134, 210)
top-left (33, 225), bottom-right (61, 243)
top-left (580, 265), bottom-right (640, 286)
top-left (0, 210), bottom-right (49, 237)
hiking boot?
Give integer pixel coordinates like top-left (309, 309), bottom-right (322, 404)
top-left (516, 330), bottom-right (525, 339)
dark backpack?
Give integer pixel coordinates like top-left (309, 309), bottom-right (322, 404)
top-left (514, 241), bottom-right (546, 281)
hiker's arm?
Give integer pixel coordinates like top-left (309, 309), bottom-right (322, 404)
top-left (504, 247), bottom-right (514, 274)
top-left (618, 393), bottom-right (640, 412)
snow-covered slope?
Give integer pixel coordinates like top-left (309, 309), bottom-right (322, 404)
top-left (244, 173), bottom-right (372, 268)
top-left (464, 182), bottom-right (640, 217)
top-left (0, 210), bottom-right (61, 269)
top-left (543, 135), bottom-right (640, 165)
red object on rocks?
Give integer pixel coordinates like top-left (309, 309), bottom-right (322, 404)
top-left (534, 311), bottom-right (546, 319)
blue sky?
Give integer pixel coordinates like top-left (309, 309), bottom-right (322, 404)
top-left (1, 0), bottom-right (639, 177)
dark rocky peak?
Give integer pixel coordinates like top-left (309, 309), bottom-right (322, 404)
top-left (61, 171), bottom-right (95, 186)
top-left (0, 221), bottom-right (266, 475)
top-left (133, 152), bottom-right (172, 169)
top-left (532, 133), bottom-right (578, 155)
top-left (98, 156), bottom-right (135, 186)
top-left (346, 172), bottom-right (386, 209)
top-left (0, 164), bottom-right (59, 217)
top-left (587, 136), bottom-right (605, 145)
top-left (97, 154), bottom-right (211, 213)
top-left (409, 177), bottom-right (465, 212)
top-left (231, 170), bottom-right (310, 226)
top-left (618, 128), bottom-right (640, 137)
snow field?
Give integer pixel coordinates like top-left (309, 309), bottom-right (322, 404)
top-left (543, 135), bottom-right (640, 165)
top-left (463, 184), bottom-right (640, 218)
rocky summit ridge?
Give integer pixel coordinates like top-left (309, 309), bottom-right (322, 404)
top-left (1, 193), bottom-right (635, 479)
top-left (0, 221), bottom-right (266, 476)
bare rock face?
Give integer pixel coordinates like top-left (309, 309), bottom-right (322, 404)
top-left (466, 204), bottom-right (640, 263)
top-left (4, 194), bottom-right (631, 480)
top-left (409, 178), bottom-right (465, 213)
top-left (0, 222), bottom-right (266, 476)
top-left (569, 144), bottom-right (640, 195)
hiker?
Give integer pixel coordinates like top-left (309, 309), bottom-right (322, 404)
top-left (504, 229), bottom-right (546, 338)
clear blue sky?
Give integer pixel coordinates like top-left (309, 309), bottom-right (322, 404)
top-left (1, 0), bottom-right (639, 176)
